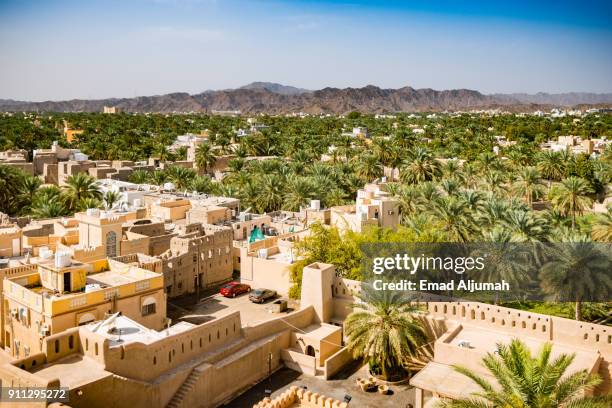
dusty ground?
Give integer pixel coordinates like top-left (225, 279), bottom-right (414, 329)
top-left (167, 287), bottom-right (299, 327)
top-left (223, 362), bottom-right (416, 408)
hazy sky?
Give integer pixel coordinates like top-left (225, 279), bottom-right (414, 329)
top-left (1, 0), bottom-right (611, 101)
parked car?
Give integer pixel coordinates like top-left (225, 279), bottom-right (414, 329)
top-left (249, 288), bottom-right (277, 303)
top-left (220, 282), bottom-right (251, 298)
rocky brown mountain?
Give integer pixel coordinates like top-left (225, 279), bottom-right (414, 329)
top-left (1, 84), bottom-right (610, 114)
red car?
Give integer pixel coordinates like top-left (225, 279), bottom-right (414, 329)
top-left (220, 282), bottom-right (251, 298)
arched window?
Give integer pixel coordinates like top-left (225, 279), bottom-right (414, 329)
top-left (106, 231), bottom-right (117, 257)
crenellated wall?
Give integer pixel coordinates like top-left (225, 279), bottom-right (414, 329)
top-left (253, 386), bottom-right (349, 408)
top-left (102, 312), bottom-right (242, 382)
top-left (330, 276), bottom-right (612, 396)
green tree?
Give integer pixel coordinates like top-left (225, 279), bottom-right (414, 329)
top-left (512, 167), bottom-right (545, 208)
top-left (62, 173), bottom-right (102, 212)
top-left (129, 170), bottom-right (150, 184)
top-left (18, 175), bottom-right (42, 213)
top-left (549, 177), bottom-right (593, 229)
top-left (437, 339), bottom-right (610, 408)
top-left (400, 148), bottom-right (440, 184)
top-left (540, 239), bottom-right (611, 321)
top-left (195, 142), bottom-right (217, 174)
top-left (103, 190), bottom-right (121, 210)
top-left (0, 165), bottom-right (26, 215)
top-left (345, 285), bottom-right (426, 380)
top-left (283, 176), bottom-right (315, 211)
top-left (591, 210), bottom-right (612, 242)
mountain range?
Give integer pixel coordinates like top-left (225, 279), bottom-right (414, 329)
top-left (1, 82), bottom-right (611, 114)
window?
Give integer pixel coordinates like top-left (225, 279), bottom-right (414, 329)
top-left (142, 297), bottom-right (157, 316)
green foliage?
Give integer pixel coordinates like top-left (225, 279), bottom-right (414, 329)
top-left (288, 223), bottom-right (444, 298)
top-left (437, 339), bottom-right (611, 407)
top-left (344, 285), bottom-right (426, 380)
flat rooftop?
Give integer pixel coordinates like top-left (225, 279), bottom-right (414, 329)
top-left (446, 325), bottom-right (601, 373)
top-left (86, 266), bottom-right (160, 287)
top-left (30, 354), bottom-right (112, 389)
top-left (410, 361), bottom-right (492, 399)
top-left (300, 323), bottom-right (341, 339)
top-left (86, 315), bottom-right (194, 347)
top-left (168, 292), bottom-right (300, 328)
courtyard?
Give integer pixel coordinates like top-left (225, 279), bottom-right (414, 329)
top-left (223, 362), bottom-right (416, 408)
top-left (167, 287), bottom-right (300, 327)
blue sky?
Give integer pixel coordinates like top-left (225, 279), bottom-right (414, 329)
top-left (0, 0), bottom-right (611, 101)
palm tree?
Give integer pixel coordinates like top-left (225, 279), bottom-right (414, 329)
top-left (103, 190), bottom-right (121, 210)
top-left (31, 197), bottom-right (68, 219)
top-left (344, 285), bottom-right (426, 380)
top-left (395, 185), bottom-right (422, 222)
top-left (321, 187), bottom-right (347, 208)
top-left (471, 233), bottom-right (533, 302)
top-left (0, 165), bottom-right (26, 215)
top-left (537, 151), bottom-right (564, 187)
top-left (591, 210), bottom-right (612, 242)
top-left (19, 175), bottom-right (42, 212)
top-left (283, 176), bottom-right (314, 211)
top-left (255, 174), bottom-right (284, 213)
top-left (149, 170), bottom-right (168, 186)
top-left (129, 169), bottom-right (150, 184)
top-left (195, 142), bottom-right (217, 174)
top-left (62, 173), bottom-right (102, 212)
top-left (400, 147), bottom-right (441, 184)
top-left (440, 179), bottom-right (461, 196)
top-left (152, 143), bottom-right (172, 162)
top-left (165, 166), bottom-right (196, 191)
top-left (512, 167), bottom-right (545, 208)
top-left (504, 209), bottom-right (549, 242)
top-left (189, 175), bottom-right (215, 194)
top-left (437, 339), bottom-right (610, 408)
top-left (354, 153), bottom-right (383, 182)
top-left (78, 197), bottom-right (102, 211)
top-left (478, 197), bottom-right (511, 230)
top-left (549, 177), bottom-right (593, 229)
top-left (540, 238), bottom-right (611, 321)
top-left (430, 196), bottom-right (474, 242)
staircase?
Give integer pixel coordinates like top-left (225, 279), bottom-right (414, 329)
top-left (166, 369), bottom-right (200, 408)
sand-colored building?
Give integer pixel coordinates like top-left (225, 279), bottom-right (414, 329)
top-left (327, 277), bottom-right (612, 406)
top-left (0, 263), bottom-right (345, 408)
top-left (1, 259), bottom-right (611, 408)
top-left (0, 149), bottom-right (34, 175)
top-left (158, 223), bottom-right (233, 297)
top-left (103, 106), bottom-right (123, 114)
top-left (331, 181), bottom-right (399, 232)
top-left (238, 235), bottom-right (301, 296)
top-left (0, 224), bottom-right (22, 258)
top-left (63, 127), bottom-right (84, 143)
top-left (2, 253), bottom-right (166, 358)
